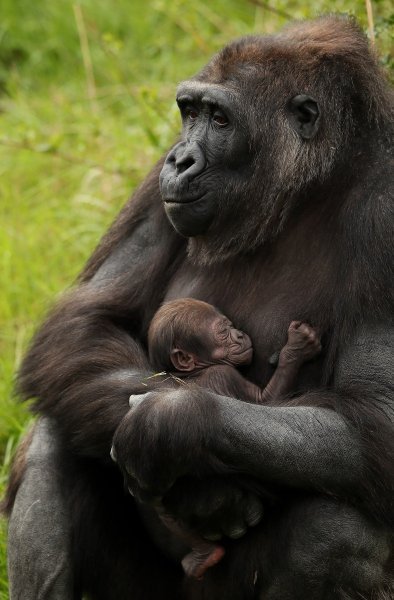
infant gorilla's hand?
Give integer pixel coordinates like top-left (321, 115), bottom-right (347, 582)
top-left (281, 321), bottom-right (322, 366)
top-left (162, 476), bottom-right (265, 541)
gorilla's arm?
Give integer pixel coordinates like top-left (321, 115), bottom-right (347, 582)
top-left (119, 326), bottom-right (394, 523)
top-left (18, 164), bottom-right (185, 458)
top-left (118, 390), bottom-right (361, 495)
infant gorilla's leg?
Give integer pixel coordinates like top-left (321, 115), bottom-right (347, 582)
top-left (182, 544), bottom-right (225, 580)
top-left (261, 497), bottom-right (391, 600)
top-left (157, 507), bottom-right (225, 580)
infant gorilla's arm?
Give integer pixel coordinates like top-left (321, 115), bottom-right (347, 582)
top-left (259, 321), bottom-right (321, 403)
top-left (197, 321), bottom-right (321, 404)
top-left (194, 364), bottom-right (262, 402)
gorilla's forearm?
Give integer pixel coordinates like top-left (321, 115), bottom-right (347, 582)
top-left (18, 284), bottom-right (155, 457)
top-left (213, 395), bottom-right (363, 490)
top-left (123, 386), bottom-right (363, 501)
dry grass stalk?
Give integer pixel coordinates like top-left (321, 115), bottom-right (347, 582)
top-left (365, 0), bottom-right (376, 46)
top-left (73, 3), bottom-right (98, 112)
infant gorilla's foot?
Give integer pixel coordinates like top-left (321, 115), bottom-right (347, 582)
top-left (181, 544), bottom-right (225, 580)
top-left (280, 321), bottom-right (322, 366)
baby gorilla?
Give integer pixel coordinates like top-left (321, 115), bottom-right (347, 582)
top-left (148, 298), bottom-right (321, 405)
top-left (142, 298), bottom-right (321, 579)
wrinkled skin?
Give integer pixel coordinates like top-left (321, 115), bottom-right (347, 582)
top-left (200, 313), bottom-right (253, 367)
top-left (159, 84), bottom-right (253, 239)
top-left (279, 321), bottom-right (321, 366)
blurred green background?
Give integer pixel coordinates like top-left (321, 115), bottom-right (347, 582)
top-left (0, 0), bottom-right (392, 595)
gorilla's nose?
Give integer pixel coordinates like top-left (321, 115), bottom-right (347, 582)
top-left (171, 141), bottom-right (206, 181)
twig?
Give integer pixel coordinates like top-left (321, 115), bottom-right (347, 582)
top-left (73, 4), bottom-right (98, 113)
top-left (247, 0), bottom-right (293, 22)
top-left (365, 0), bottom-right (375, 46)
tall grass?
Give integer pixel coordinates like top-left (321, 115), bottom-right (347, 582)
top-left (0, 0), bottom-right (392, 596)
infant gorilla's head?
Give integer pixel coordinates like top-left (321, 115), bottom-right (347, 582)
top-left (148, 298), bottom-right (253, 373)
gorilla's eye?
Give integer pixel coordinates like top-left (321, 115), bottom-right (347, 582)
top-left (186, 108), bottom-right (199, 121)
top-left (213, 112), bottom-right (228, 127)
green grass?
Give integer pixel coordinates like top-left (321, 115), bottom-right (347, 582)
top-left (0, 0), bottom-right (392, 596)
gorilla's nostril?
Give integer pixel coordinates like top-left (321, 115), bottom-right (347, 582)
top-left (176, 158), bottom-right (194, 174)
top-left (161, 141), bottom-right (206, 189)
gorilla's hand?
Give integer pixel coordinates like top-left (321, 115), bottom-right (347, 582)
top-left (162, 476), bottom-right (265, 541)
top-left (111, 387), bottom-right (222, 498)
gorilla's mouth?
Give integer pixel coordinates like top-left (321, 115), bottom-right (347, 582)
top-left (234, 345), bottom-right (253, 358)
top-left (230, 346), bottom-right (254, 366)
top-left (163, 194), bottom-right (214, 237)
top-left (163, 192), bottom-right (207, 205)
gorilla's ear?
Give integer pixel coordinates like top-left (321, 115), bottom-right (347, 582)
top-left (170, 348), bottom-right (197, 372)
top-left (287, 95), bottom-right (320, 140)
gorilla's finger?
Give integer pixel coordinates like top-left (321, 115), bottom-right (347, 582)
top-left (289, 320), bottom-right (302, 329)
top-left (110, 444), bottom-right (117, 462)
top-left (126, 476), bottom-right (140, 498)
top-left (129, 393), bottom-right (150, 408)
top-left (223, 521), bottom-right (247, 539)
top-left (244, 496), bottom-right (264, 527)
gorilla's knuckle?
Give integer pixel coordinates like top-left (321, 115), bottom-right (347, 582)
top-left (245, 505), bottom-right (264, 527)
top-left (227, 525), bottom-right (247, 540)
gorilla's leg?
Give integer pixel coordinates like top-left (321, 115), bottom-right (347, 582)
top-left (7, 418), bottom-right (75, 600)
top-left (69, 451), bottom-right (186, 600)
top-left (7, 418), bottom-right (186, 600)
top-left (261, 497), bottom-right (391, 600)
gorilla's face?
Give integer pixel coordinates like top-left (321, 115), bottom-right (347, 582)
top-left (159, 82), bottom-right (251, 238)
top-left (159, 40), bottom-right (323, 261)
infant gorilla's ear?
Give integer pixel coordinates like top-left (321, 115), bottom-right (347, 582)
top-left (170, 348), bottom-right (198, 371)
top-left (147, 298), bottom-right (221, 372)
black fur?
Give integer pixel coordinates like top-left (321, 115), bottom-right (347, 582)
top-left (4, 15), bottom-right (394, 600)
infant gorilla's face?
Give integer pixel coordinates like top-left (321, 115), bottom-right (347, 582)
top-left (209, 314), bottom-right (253, 366)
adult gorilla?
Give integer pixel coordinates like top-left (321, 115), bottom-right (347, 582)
top-left (5, 15), bottom-right (394, 600)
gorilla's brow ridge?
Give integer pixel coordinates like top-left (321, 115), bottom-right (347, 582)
top-left (177, 81), bottom-right (239, 106)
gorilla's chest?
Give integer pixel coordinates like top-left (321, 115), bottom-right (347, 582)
top-left (165, 251), bottom-right (330, 389)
